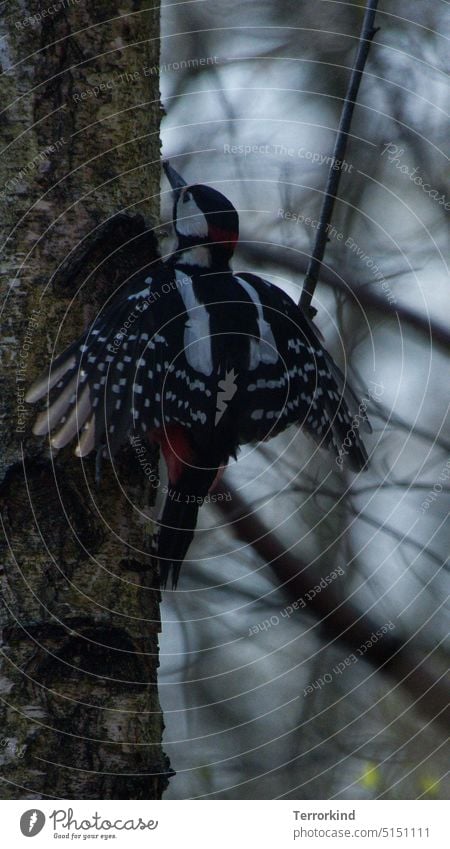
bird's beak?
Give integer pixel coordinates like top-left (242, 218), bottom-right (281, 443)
top-left (163, 161), bottom-right (187, 197)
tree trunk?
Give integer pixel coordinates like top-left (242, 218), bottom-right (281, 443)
top-left (0, 1), bottom-right (170, 799)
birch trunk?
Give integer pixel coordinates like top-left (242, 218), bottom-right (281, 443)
top-left (0, 1), bottom-right (170, 799)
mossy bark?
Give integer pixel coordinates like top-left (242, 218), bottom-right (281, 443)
top-left (0, 1), bottom-right (170, 799)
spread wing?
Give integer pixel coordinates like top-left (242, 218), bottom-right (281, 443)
top-left (229, 272), bottom-right (371, 470)
top-left (25, 272), bottom-right (219, 456)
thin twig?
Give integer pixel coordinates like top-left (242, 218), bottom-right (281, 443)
top-left (300, 0), bottom-right (380, 315)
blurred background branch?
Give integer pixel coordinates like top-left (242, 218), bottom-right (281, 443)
top-left (214, 478), bottom-right (449, 733)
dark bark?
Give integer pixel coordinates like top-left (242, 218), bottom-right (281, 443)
top-left (0, 1), bottom-right (170, 799)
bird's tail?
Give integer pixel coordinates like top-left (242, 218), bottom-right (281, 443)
top-left (155, 465), bottom-right (218, 589)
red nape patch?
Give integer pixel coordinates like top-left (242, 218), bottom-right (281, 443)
top-left (208, 225), bottom-right (238, 250)
top-left (149, 425), bottom-right (194, 484)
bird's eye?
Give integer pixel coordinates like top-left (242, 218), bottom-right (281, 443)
top-left (182, 192), bottom-right (191, 204)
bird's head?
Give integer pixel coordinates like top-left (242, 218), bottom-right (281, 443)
top-left (164, 161), bottom-right (239, 268)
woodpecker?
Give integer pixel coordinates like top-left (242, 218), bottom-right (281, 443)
top-left (26, 162), bottom-right (370, 588)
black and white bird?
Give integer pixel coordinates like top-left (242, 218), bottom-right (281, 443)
top-left (26, 162), bottom-right (370, 587)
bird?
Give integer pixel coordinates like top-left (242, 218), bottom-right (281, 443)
top-left (26, 161), bottom-right (370, 588)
